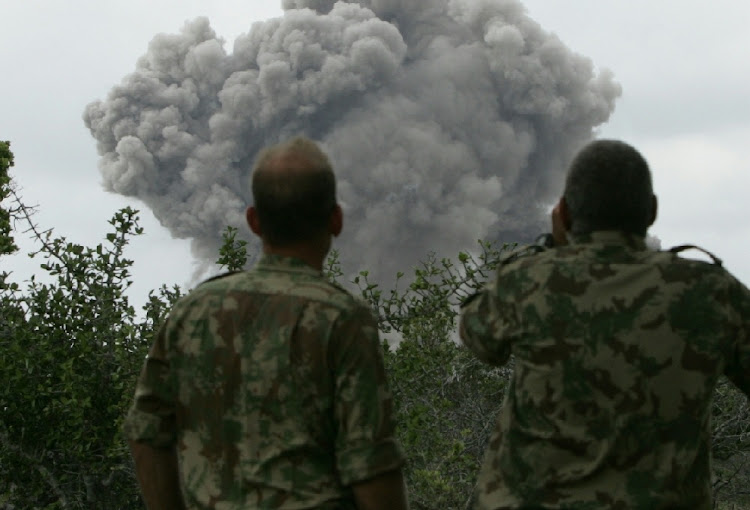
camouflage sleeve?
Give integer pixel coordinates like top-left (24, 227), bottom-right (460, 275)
top-left (459, 277), bottom-right (514, 366)
top-left (122, 316), bottom-right (178, 447)
top-left (724, 276), bottom-right (750, 397)
top-left (329, 304), bottom-right (405, 486)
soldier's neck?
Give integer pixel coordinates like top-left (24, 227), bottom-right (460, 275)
top-left (262, 242), bottom-right (327, 271)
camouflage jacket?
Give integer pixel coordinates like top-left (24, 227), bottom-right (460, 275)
top-left (124, 254), bottom-right (405, 509)
top-left (460, 231), bottom-right (750, 509)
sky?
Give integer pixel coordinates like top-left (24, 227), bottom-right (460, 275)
top-left (2, 0), bottom-right (750, 309)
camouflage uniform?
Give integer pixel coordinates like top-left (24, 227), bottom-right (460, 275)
top-left (460, 231), bottom-right (750, 509)
top-left (124, 254), bottom-right (405, 509)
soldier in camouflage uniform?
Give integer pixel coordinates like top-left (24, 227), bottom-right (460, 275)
top-left (460, 139), bottom-right (750, 509)
top-left (124, 137), bottom-right (409, 509)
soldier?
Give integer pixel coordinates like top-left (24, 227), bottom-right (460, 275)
top-left (124, 137), bottom-right (409, 510)
top-left (460, 139), bottom-right (750, 509)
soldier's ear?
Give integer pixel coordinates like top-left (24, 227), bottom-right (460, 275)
top-left (559, 197), bottom-right (572, 230)
top-left (649, 195), bottom-right (658, 226)
top-left (330, 204), bottom-right (343, 238)
top-left (247, 206), bottom-right (263, 237)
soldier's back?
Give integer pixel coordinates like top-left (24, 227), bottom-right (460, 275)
top-left (164, 255), bottom-right (377, 509)
top-left (475, 232), bottom-right (750, 509)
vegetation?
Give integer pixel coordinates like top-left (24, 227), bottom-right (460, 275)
top-left (1, 144), bottom-right (748, 509)
top-left (0, 201), bottom-right (182, 508)
top-left (0, 141), bottom-right (17, 257)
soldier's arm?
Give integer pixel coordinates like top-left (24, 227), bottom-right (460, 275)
top-left (459, 280), bottom-right (513, 366)
top-left (122, 316), bottom-right (183, 507)
top-left (351, 468), bottom-right (409, 510)
top-left (725, 277), bottom-right (750, 397)
top-left (551, 200), bottom-right (570, 246)
top-left (129, 440), bottom-right (186, 510)
top-left (330, 305), bottom-right (408, 508)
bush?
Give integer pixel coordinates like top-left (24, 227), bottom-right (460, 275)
top-left (0, 202), bottom-right (181, 509)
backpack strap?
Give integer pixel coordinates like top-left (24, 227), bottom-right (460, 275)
top-left (198, 271), bottom-right (242, 286)
top-left (668, 244), bottom-right (723, 267)
top-left (499, 241), bottom-right (547, 266)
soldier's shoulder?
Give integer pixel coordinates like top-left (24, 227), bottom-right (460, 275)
top-left (196, 270), bottom-right (244, 287)
top-left (653, 243), bottom-right (728, 277)
top-left (264, 271), bottom-right (368, 314)
top-left (665, 244), bottom-right (723, 267)
top-left (322, 277), bottom-right (351, 296)
top-left (182, 270), bottom-right (247, 298)
top-left (641, 244), bottom-right (742, 296)
top-left (310, 278), bottom-right (370, 312)
top-left (165, 271), bottom-right (245, 313)
top-left (189, 268), bottom-right (367, 313)
top-left (497, 240), bottom-right (550, 268)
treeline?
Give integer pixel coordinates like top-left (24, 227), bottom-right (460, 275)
top-left (1, 142), bottom-right (748, 509)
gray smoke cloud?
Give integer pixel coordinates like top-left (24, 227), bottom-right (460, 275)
top-left (84, 0), bottom-right (621, 280)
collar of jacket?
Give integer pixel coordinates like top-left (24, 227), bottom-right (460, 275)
top-left (569, 230), bottom-right (648, 251)
top-left (255, 253), bottom-right (323, 276)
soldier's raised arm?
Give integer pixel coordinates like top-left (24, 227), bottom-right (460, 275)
top-left (724, 276), bottom-right (750, 397)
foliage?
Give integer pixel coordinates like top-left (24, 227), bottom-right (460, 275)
top-left (331, 242), bottom-right (516, 508)
top-left (359, 245), bottom-right (513, 509)
top-left (383, 341), bottom-right (509, 509)
top-left (0, 199), bottom-right (181, 508)
top-left (216, 225), bottom-right (248, 272)
top-left (712, 377), bottom-right (750, 507)
top-left (353, 242), bottom-right (506, 342)
top-left (0, 140), bottom-right (16, 256)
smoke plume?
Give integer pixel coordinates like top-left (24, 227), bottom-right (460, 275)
top-left (84, 0), bottom-right (621, 280)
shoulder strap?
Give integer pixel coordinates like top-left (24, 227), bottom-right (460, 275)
top-left (668, 244), bottom-right (723, 267)
top-left (500, 243), bottom-right (546, 266)
top-left (534, 232), bottom-right (555, 248)
top-left (198, 271), bottom-right (242, 286)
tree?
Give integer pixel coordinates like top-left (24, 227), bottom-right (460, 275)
top-left (712, 376), bottom-right (750, 506)
top-left (350, 243), bottom-right (514, 509)
top-left (0, 203), bottom-right (181, 508)
top-left (0, 140), bottom-right (17, 256)
top-left (216, 225), bottom-right (248, 272)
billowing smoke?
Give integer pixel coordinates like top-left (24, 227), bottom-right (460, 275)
top-left (84, 0), bottom-right (620, 281)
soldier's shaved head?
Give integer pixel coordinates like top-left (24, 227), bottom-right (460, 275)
top-left (251, 137), bottom-right (337, 246)
top-left (564, 139), bottom-right (655, 237)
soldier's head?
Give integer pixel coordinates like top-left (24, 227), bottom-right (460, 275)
top-left (247, 136), bottom-right (342, 252)
top-left (561, 139), bottom-right (657, 237)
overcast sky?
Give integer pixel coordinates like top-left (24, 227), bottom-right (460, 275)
top-left (2, 1), bottom-right (749, 308)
